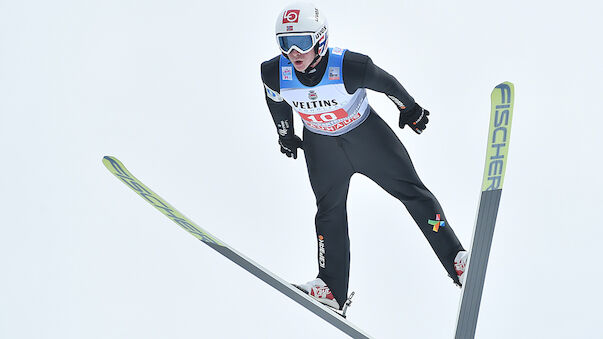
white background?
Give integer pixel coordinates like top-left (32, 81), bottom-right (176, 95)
top-left (1, 0), bottom-right (602, 338)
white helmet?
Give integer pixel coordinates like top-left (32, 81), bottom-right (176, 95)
top-left (275, 2), bottom-right (329, 57)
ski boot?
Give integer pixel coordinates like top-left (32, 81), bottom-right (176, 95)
top-left (454, 250), bottom-right (469, 286)
top-left (294, 278), bottom-right (356, 317)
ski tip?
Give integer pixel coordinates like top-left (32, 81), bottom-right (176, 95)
top-left (496, 81), bottom-right (514, 90)
top-left (102, 155), bottom-right (115, 166)
top-left (102, 156), bottom-right (126, 172)
top-left (491, 82), bottom-right (515, 106)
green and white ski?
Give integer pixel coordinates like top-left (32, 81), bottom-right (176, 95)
top-left (102, 156), bottom-right (372, 339)
top-left (454, 82), bottom-right (515, 339)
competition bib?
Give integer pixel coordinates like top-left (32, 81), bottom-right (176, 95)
top-left (279, 47), bottom-right (370, 136)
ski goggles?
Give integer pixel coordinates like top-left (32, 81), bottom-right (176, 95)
top-left (277, 33), bottom-right (315, 54)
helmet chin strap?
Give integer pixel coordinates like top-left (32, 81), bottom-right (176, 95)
top-left (304, 50), bottom-right (322, 73)
top-left (303, 45), bottom-right (322, 73)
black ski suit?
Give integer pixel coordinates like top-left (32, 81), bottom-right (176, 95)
top-left (260, 50), bottom-right (465, 307)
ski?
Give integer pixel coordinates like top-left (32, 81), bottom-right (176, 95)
top-left (102, 156), bottom-right (372, 339)
top-left (454, 82), bottom-right (515, 339)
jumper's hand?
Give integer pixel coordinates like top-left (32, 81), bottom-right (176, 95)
top-left (399, 103), bottom-right (430, 134)
top-left (278, 135), bottom-right (303, 159)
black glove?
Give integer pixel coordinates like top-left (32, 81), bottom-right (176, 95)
top-left (278, 135), bottom-right (303, 159)
top-left (399, 103), bottom-right (430, 134)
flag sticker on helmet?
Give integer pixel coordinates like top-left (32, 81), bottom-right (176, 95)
top-left (282, 9), bottom-right (300, 23)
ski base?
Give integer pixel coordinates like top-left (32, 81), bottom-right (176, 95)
top-left (454, 81), bottom-right (514, 339)
top-left (103, 156), bottom-right (372, 339)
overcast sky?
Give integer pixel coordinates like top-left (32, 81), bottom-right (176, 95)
top-left (1, 0), bottom-right (602, 338)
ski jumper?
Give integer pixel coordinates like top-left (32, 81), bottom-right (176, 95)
top-left (261, 48), bottom-right (464, 307)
